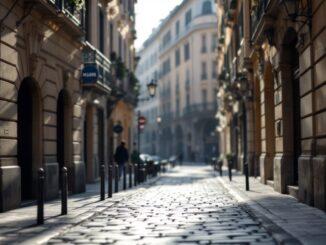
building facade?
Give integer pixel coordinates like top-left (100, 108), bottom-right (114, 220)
top-left (135, 31), bottom-right (160, 155)
top-left (0, 0), bottom-right (137, 212)
top-left (216, 0), bottom-right (326, 211)
top-left (136, 0), bottom-right (219, 162)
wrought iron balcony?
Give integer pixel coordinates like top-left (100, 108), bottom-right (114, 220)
top-left (81, 42), bottom-right (113, 94)
top-left (25, 0), bottom-right (85, 37)
top-left (250, 0), bottom-right (274, 45)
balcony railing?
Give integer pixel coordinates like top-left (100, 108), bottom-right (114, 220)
top-left (48, 0), bottom-right (84, 26)
top-left (251, 0), bottom-right (270, 39)
top-left (26, 0), bottom-right (85, 36)
top-left (82, 42), bottom-right (113, 93)
top-left (183, 103), bottom-right (217, 116)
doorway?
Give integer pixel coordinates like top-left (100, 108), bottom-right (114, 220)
top-left (17, 78), bottom-right (42, 201)
top-left (57, 90), bottom-right (72, 190)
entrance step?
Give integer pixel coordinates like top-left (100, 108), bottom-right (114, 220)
top-left (287, 185), bottom-right (299, 199)
top-left (266, 180), bottom-right (274, 188)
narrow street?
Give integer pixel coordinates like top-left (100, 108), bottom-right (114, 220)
top-left (47, 165), bottom-right (275, 245)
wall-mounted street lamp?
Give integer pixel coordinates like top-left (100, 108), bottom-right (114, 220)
top-left (138, 79), bottom-right (158, 102)
top-left (281, 0), bottom-right (312, 27)
top-left (156, 116), bottom-right (162, 124)
top-left (281, 0), bottom-right (312, 22)
top-left (147, 79), bottom-right (157, 98)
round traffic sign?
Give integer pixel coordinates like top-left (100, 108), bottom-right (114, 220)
top-left (138, 116), bottom-right (146, 125)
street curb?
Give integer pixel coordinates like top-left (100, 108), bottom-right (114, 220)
top-left (3, 175), bottom-right (163, 245)
top-left (215, 173), bottom-right (302, 245)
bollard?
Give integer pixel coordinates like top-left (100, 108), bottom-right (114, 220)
top-left (138, 167), bottom-right (143, 183)
top-left (228, 161), bottom-right (232, 181)
top-left (140, 168), bottom-right (144, 183)
top-left (108, 165), bottom-right (112, 198)
top-left (123, 165), bottom-right (127, 190)
top-left (100, 165), bottom-right (105, 201)
top-left (115, 165), bottom-right (119, 193)
top-left (129, 164), bottom-right (132, 188)
top-left (245, 162), bottom-right (250, 191)
top-left (61, 167), bottom-right (68, 215)
top-left (37, 168), bottom-right (45, 225)
top-left (134, 164), bottom-right (138, 186)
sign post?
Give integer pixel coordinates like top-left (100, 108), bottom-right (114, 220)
top-left (138, 116), bottom-right (146, 128)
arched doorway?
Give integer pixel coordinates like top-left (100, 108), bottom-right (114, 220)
top-left (280, 28), bottom-right (301, 186)
top-left (18, 78), bottom-right (42, 201)
top-left (84, 103), bottom-right (94, 182)
top-left (57, 89), bottom-right (72, 190)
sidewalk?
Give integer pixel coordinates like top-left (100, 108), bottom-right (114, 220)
top-left (0, 174), bottom-right (161, 245)
top-left (215, 168), bottom-right (326, 245)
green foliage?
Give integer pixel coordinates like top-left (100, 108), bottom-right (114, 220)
top-left (226, 153), bottom-right (234, 161)
top-left (129, 72), bottom-right (139, 86)
top-left (67, 0), bottom-right (84, 10)
top-left (115, 57), bottom-right (125, 80)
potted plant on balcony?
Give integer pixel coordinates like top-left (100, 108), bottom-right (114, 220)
top-left (66, 0), bottom-right (84, 12)
top-left (129, 72), bottom-right (139, 87)
top-left (115, 57), bottom-right (125, 80)
top-left (251, 0), bottom-right (259, 15)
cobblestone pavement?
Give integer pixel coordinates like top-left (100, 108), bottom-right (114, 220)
top-left (48, 165), bottom-right (276, 245)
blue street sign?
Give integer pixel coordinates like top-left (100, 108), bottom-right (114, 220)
top-left (81, 65), bottom-right (98, 83)
top-left (113, 124), bottom-right (123, 134)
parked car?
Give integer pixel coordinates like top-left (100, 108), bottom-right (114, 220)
top-left (168, 155), bottom-right (177, 167)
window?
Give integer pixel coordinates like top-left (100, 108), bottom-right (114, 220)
top-left (176, 97), bottom-right (180, 117)
top-left (184, 43), bottom-right (190, 61)
top-left (176, 78), bottom-right (180, 117)
top-left (162, 30), bottom-right (171, 48)
top-left (99, 8), bottom-right (104, 53)
top-left (201, 62), bottom-right (207, 80)
top-left (212, 61), bottom-right (217, 78)
top-left (154, 70), bottom-right (158, 80)
top-left (85, 0), bottom-right (90, 41)
top-left (202, 0), bottom-right (212, 15)
top-left (175, 49), bottom-right (180, 67)
top-left (186, 92), bottom-right (190, 108)
top-left (175, 21), bottom-right (180, 37)
top-left (186, 69), bottom-right (190, 83)
top-left (162, 58), bottom-right (171, 77)
top-left (201, 34), bottom-right (207, 53)
top-left (202, 89), bottom-right (207, 109)
top-left (185, 9), bottom-right (192, 27)
top-left (212, 33), bottom-right (217, 51)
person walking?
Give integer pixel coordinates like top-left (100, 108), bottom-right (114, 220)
top-left (114, 140), bottom-right (129, 179)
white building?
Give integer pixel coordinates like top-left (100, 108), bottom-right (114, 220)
top-left (136, 0), bottom-right (218, 162)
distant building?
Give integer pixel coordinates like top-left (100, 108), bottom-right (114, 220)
top-left (136, 0), bottom-right (219, 162)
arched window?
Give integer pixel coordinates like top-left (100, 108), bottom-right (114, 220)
top-left (202, 0), bottom-right (212, 15)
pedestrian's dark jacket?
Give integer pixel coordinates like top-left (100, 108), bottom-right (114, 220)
top-left (114, 145), bottom-right (129, 165)
top-left (131, 150), bottom-right (139, 163)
